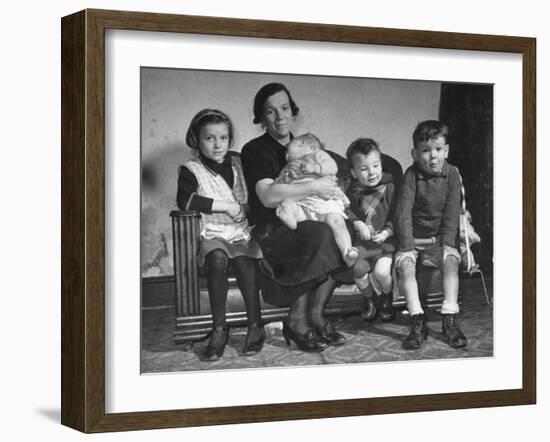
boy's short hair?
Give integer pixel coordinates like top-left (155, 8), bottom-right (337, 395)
top-left (412, 120), bottom-right (449, 149)
top-left (185, 108), bottom-right (234, 150)
top-left (346, 138), bottom-right (381, 163)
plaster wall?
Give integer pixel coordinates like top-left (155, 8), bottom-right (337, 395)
top-left (140, 68), bottom-right (441, 276)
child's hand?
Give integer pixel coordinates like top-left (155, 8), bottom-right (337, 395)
top-left (354, 221), bottom-right (371, 241)
top-left (372, 229), bottom-right (389, 244)
top-left (226, 202), bottom-right (242, 219)
top-left (284, 168), bottom-right (299, 183)
top-left (234, 204), bottom-right (248, 222)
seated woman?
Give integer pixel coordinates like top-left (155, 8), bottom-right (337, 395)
top-left (241, 82), bottom-right (348, 351)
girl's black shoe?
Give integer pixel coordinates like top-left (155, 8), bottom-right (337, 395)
top-left (313, 321), bottom-right (347, 346)
top-left (203, 326), bottom-right (229, 361)
top-left (282, 322), bottom-right (328, 352)
top-left (242, 323), bottom-right (265, 356)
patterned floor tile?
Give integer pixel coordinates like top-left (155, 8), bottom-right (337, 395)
top-left (142, 279), bottom-right (493, 373)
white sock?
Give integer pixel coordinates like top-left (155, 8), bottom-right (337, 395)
top-left (406, 295), bottom-right (424, 316)
top-left (441, 301), bottom-right (459, 315)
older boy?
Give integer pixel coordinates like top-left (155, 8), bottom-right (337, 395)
top-left (395, 120), bottom-right (467, 350)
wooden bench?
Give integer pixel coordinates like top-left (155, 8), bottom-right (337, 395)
top-left (170, 210), bottom-right (448, 344)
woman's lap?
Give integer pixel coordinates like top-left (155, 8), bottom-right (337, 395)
top-left (254, 220), bottom-right (345, 306)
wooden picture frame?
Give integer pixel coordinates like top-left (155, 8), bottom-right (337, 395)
top-left (61, 8), bottom-right (536, 433)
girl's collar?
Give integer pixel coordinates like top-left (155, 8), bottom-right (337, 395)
top-left (198, 151), bottom-right (232, 174)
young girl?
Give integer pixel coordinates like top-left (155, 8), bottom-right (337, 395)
top-left (177, 108), bottom-right (264, 361)
top-left (345, 138), bottom-right (397, 323)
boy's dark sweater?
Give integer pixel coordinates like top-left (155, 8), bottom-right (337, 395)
top-left (396, 161), bottom-right (461, 251)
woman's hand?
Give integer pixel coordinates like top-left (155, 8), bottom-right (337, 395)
top-left (310, 175), bottom-right (339, 198)
top-left (354, 221), bottom-right (371, 241)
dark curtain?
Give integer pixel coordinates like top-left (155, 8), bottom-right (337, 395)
top-left (439, 84), bottom-right (493, 275)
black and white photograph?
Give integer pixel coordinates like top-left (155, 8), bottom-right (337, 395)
top-left (4, 0), bottom-right (545, 439)
top-left (140, 68), bottom-right (494, 373)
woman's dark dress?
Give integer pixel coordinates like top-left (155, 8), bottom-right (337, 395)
top-left (241, 132), bottom-right (346, 305)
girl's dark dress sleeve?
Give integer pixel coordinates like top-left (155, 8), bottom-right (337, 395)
top-left (176, 165), bottom-right (214, 213)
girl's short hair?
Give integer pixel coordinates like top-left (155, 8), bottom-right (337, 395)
top-left (346, 138), bottom-right (381, 163)
top-left (412, 120), bottom-right (449, 148)
top-left (185, 108), bottom-right (234, 150)
top-left (252, 82), bottom-right (300, 124)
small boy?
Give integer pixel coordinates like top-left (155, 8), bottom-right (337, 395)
top-left (395, 120), bottom-right (467, 350)
top-left (345, 138), bottom-right (397, 322)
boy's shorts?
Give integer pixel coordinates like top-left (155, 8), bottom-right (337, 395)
top-left (394, 243), bottom-right (460, 270)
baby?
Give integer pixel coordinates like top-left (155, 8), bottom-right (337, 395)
top-left (275, 133), bottom-right (358, 267)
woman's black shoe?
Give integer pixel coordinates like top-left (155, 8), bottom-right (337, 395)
top-left (242, 323), bottom-right (265, 356)
top-left (313, 321), bottom-right (347, 346)
top-left (282, 322), bottom-right (327, 352)
top-left (379, 292), bottom-right (395, 322)
top-left (203, 326), bottom-right (229, 361)
top-left (361, 296), bottom-right (378, 322)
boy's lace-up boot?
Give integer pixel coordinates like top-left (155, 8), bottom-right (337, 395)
top-left (402, 313), bottom-right (428, 350)
top-left (379, 292), bottom-right (395, 322)
top-left (442, 314), bottom-right (468, 349)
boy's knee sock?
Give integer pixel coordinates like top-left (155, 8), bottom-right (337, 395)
top-left (442, 255), bottom-right (460, 314)
top-left (400, 276), bottom-right (423, 315)
top-left (441, 300), bottom-right (460, 315)
top-left (406, 294), bottom-right (424, 316)
top-left (398, 263), bottom-right (423, 316)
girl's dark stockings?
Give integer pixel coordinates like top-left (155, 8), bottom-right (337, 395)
top-left (205, 250), bottom-right (230, 327)
top-left (205, 250), bottom-right (261, 329)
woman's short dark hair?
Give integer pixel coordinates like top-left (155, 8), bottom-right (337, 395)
top-left (185, 108), bottom-right (234, 150)
top-left (346, 138), bottom-right (381, 163)
top-left (412, 120), bottom-right (449, 149)
top-left (252, 82), bottom-right (300, 124)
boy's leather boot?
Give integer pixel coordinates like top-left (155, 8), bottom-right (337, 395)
top-left (379, 292), bottom-right (395, 322)
top-left (442, 314), bottom-right (468, 348)
top-left (402, 313), bottom-right (428, 350)
top-left (361, 295), bottom-right (377, 322)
